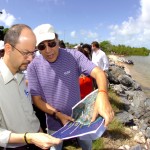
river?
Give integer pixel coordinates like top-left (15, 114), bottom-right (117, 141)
top-left (125, 55), bottom-right (150, 98)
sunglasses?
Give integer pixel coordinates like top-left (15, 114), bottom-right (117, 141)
top-left (37, 41), bottom-right (57, 51)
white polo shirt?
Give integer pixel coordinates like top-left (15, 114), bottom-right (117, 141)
top-left (0, 58), bottom-right (40, 148)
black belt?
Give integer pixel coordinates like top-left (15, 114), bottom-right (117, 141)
top-left (0, 144), bottom-right (42, 150)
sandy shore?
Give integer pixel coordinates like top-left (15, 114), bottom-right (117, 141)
top-left (108, 54), bottom-right (130, 75)
top-left (108, 54), bottom-right (119, 63)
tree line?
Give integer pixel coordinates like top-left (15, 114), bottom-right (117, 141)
top-left (99, 41), bottom-right (150, 56)
top-left (0, 26), bottom-right (8, 40)
top-left (0, 26), bottom-right (149, 56)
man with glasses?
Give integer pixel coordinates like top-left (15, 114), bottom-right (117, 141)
top-left (0, 24), bottom-right (61, 149)
top-left (27, 24), bottom-right (114, 150)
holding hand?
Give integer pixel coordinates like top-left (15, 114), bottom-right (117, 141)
top-left (55, 111), bottom-right (74, 125)
top-left (91, 91), bottom-right (114, 127)
top-left (25, 132), bottom-right (62, 149)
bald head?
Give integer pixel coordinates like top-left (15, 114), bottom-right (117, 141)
top-left (4, 24), bottom-right (36, 47)
top-left (3, 24), bottom-right (37, 74)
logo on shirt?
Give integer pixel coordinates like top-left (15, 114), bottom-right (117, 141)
top-left (24, 89), bottom-right (29, 97)
top-left (64, 70), bottom-right (71, 75)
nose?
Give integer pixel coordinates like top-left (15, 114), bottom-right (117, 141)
top-left (45, 45), bottom-right (52, 53)
top-left (26, 54), bottom-right (34, 62)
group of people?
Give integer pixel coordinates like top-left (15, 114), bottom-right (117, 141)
top-left (74, 41), bottom-right (109, 99)
top-left (0, 23), bottom-right (114, 150)
top-left (75, 42), bottom-right (109, 73)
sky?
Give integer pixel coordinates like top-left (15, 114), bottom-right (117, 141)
top-left (0, 0), bottom-right (150, 49)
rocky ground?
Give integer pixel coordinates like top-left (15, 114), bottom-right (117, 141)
top-left (102, 126), bottom-right (149, 149)
top-left (106, 55), bottom-right (150, 150)
top-left (63, 125), bottom-right (149, 149)
top-left (63, 55), bottom-right (150, 149)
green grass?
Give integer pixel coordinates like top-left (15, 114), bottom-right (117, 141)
top-left (108, 89), bottom-right (125, 112)
top-left (92, 138), bottom-right (104, 150)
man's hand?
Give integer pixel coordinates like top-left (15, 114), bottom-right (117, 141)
top-left (56, 112), bottom-right (74, 125)
top-left (26, 132), bottom-right (62, 149)
top-left (91, 92), bottom-right (114, 127)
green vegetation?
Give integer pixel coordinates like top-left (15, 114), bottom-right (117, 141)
top-left (92, 138), bottom-right (104, 150)
top-left (100, 41), bottom-right (150, 56)
top-left (0, 26), bottom-right (9, 40)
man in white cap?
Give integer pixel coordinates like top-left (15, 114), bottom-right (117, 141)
top-left (0, 40), bottom-right (4, 58)
top-left (27, 24), bottom-right (114, 150)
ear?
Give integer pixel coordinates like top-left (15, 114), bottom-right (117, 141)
top-left (4, 43), bottom-right (12, 54)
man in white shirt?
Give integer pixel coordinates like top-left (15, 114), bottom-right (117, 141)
top-left (91, 41), bottom-right (109, 89)
top-left (91, 41), bottom-right (109, 71)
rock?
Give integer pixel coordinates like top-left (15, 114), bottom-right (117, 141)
top-left (130, 144), bottom-right (143, 150)
top-left (132, 91), bottom-right (148, 108)
top-left (115, 111), bottom-right (134, 124)
top-left (145, 127), bottom-right (150, 138)
top-left (108, 65), bottom-right (126, 84)
top-left (118, 74), bottom-right (133, 87)
top-left (131, 126), bottom-right (138, 131)
top-left (134, 132), bottom-right (146, 144)
top-left (146, 138), bottom-right (150, 149)
top-left (118, 145), bottom-right (130, 149)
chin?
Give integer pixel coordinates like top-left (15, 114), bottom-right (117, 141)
top-left (47, 57), bottom-right (57, 63)
top-left (19, 66), bottom-right (27, 71)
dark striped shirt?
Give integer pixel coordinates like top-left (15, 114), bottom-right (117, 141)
top-left (27, 48), bottom-right (96, 130)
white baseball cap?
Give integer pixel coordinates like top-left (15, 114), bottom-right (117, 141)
top-left (0, 40), bottom-right (4, 51)
top-left (33, 24), bottom-right (55, 46)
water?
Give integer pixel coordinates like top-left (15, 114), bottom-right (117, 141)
top-left (125, 55), bottom-right (150, 98)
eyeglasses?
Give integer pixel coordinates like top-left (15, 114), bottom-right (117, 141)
top-left (37, 41), bottom-right (57, 51)
top-left (10, 44), bottom-right (37, 57)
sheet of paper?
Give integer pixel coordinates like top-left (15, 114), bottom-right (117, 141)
top-left (52, 89), bottom-right (106, 140)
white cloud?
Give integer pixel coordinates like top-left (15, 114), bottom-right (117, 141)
top-left (0, 9), bottom-right (16, 27)
top-left (109, 0), bottom-right (150, 48)
top-left (70, 31), bottom-right (76, 38)
top-left (70, 29), bottom-right (99, 40)
top-left (87, 31), bottom-right (98, 39)
top-left (82, 30), bottom-right (100, 43)
top-left (80, 30), bottom-right (99, 39)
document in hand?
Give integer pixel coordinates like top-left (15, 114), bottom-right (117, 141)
top-left (52, 89), bottom-right (106, 140)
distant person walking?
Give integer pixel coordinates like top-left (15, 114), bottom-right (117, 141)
top-left (91, 41), bottom-right (109, 71)
top-left (91, 41), bottom-right (109, 89)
